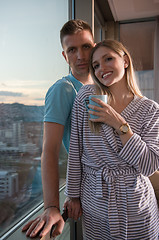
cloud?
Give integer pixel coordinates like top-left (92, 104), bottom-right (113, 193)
top-left (0, 91), bottom-right (26, 97)
top-left (1, 83), bottom-right (7, 87)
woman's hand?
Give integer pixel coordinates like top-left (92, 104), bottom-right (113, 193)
top-left (22, 207), bottom-right (65, 238)
top-left (88, 97), bottom-right (134, 145)
top-left (63, 197), bottom-right (82, 220)
top-left (88, 97), bottom-right (125, 130)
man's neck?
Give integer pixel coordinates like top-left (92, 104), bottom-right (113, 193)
top-left (82, 76), bottom-right (94, 85)
top-left (72, 72), bottom-right (94, 85)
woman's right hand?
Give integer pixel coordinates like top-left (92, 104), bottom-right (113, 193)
top-left (22, 207), bottom-right (65, 238)
top-left (63, 197), bottom-right (83, 220)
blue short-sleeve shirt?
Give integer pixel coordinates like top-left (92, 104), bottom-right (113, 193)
top-left (44, 73), bottom-right (83, 152)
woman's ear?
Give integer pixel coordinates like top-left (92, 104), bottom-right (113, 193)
top-left (124, 55), bottom-right (129, 68)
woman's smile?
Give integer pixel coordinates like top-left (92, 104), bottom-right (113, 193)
top-left (102, 71), bottom-right (113, 79)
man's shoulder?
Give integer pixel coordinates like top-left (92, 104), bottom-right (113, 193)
top-left (50, 75), bottom-right (73, 89)
top-left (46, 75), bottom-right (75, 95)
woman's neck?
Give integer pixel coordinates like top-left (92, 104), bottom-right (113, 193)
top-left (108, 81), bottom-right (134, 113)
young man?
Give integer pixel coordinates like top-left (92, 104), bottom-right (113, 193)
top-left (22, 19), bottom-right (94, 238)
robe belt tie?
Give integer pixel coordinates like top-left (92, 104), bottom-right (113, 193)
top-left (83, 164), bottom-right (138, 238)
top-left (83, 164), bottom-right (137, 198)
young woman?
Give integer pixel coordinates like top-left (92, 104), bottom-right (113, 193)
top-left (65, 40), bottom-right (159, 239)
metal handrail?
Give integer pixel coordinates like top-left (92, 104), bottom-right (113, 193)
top-left (1, 184), bottom-right (66, 240)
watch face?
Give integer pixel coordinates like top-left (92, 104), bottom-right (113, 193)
top-left (121, 123), bottom-right (129, 133)
top-left (122, 125), bottom-right (129, 132)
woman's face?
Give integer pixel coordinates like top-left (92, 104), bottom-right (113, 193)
top-left (92, 46), bottom-right (128, 88)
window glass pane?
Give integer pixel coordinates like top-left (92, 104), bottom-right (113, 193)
top-left (0, 0), bottom-right (68, 236)
top-left (120, 21), bottom-right (156, 100)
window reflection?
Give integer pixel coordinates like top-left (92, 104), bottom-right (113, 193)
top-left (0, 0), bottom-right (68, 236)
top-left (120, 20), bottom-right (156, 100)
top-left (0, 105), bottom-right (44, 235)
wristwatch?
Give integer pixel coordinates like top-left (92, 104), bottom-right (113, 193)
top-left (115, 122), bottom-right (130, 135)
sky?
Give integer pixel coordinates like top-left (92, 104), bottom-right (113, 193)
top-left (0, 0), bottom-right (68, 106)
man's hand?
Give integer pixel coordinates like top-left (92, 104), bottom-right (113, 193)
top-left (22, 207), bottom-right (65, 238)
top-left (63, 197), bottom-right (82, 220)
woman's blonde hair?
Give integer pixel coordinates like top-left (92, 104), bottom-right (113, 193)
top-left (89, 39), bottom-right (143, 132)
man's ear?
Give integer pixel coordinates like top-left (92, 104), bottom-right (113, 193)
top-left (62, 51), bottom-right (68, 62)
top-left (124, 55), bottom-right (129, 68)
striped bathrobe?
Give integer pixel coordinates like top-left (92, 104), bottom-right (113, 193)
top-left (65, 84), bottom-right (159, 240)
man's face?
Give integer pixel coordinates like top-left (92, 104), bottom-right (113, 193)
top-left (62, 30), bottom-right (94, 80)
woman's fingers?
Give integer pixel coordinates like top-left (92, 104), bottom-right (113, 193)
top-left (64, 198), bottom-right (82, 220)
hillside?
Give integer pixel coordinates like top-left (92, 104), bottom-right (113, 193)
top-left (0, 103), bottom-right (44, 123)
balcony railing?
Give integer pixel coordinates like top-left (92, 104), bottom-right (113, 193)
top-left (1, 184), bottom-right (80, 240)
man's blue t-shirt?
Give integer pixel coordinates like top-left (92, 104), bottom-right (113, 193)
top-left (44, 73), bottom-right (83, 153)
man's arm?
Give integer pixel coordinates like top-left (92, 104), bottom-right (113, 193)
top-left (22, 122), bottom-right (65, 238)
top-left (42, 122), bottom-right (64, 210)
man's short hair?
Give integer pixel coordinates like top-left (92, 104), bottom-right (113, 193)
top-left (60, 19), bottom-right (93, 46)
